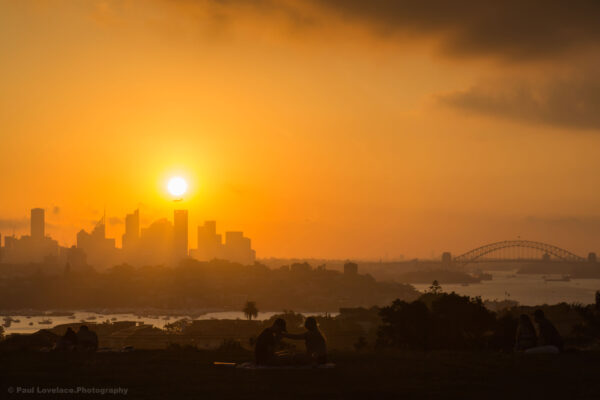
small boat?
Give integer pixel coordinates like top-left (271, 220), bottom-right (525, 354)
top-left (47, 311), bottom-right (74, 317)
top-left (38, 319), bottom-right (53, 325)
top-left (544, 275), bottom-right (571, 282)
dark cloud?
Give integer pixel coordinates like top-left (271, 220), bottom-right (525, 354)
top-left (439, 75), bottom-right (600, 130)
top-left (313, 0), bottom-right (600, 59)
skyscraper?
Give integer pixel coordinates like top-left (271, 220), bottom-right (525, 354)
top-left (76, 218), bottom-right (117, 269)
top-left (122, 209), bottom-right (140, 250)
top-left (173, 209), bottom-right (188, 260)
top-left (31, 208), bottom-right (45, 240)
top-left (190, 221), bottom-right (255, 264)
top-left (224, 231), bottom-right (255, 265)
top-left (194, 220), bottom-right (222, 261)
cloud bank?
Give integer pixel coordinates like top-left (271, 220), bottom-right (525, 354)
top-left (440, 75), bottom-right (600, 130)
top-left (314, 0), bottom-right (600, 60)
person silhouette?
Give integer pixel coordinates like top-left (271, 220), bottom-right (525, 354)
top-left (55, 327), bottom-right (78, 351)
top-left (77, 325), bottom-right (99, 352)
top-left (283, 316), bottom-right (327, 364)
top-left (515, 314), bottom-right (537, 351)
top-left (254, 318), bottom-right (287, 365)
top-left (534, 309), bottom-right (563, 351)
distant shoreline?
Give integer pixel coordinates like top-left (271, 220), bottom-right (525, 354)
top-left (0, 308), bottom-right (339, 317)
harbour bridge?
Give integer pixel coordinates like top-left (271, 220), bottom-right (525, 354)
top-left (449, 240), bottom-right (594, 267)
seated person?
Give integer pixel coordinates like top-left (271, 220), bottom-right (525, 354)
top-left (254, 318), bottom-right (287, 365)
top-left (55, 327), bottom-right (78, 351)
top-left (515, 314), bottom-right (537, 351)
top-left (77, 325), bottom-right (99, 352)
top-left (534, 309), bottom-right (563, 351)
top-left (283, 317), bottom-right (327, 364)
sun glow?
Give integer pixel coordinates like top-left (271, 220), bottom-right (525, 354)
top-left (167, 176), bottom-right (188, 198)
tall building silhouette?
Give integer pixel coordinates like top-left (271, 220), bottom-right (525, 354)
top-left (173, 210), bottom-right (188, 260)
top-left (122, 209), bottom-right (140, 251)
top-left (224, 231), bottom-right (255, 265)
top-left (191, 221), bottom-right (255, 265)
top-left (194, 220), bottom-right (222, 261)
top-left (76, 216), bottom-right (117, 269)
top-left (2, 208), bottom-right (58, 263)
top-left (139, 218), bottom-right (173, 265)
top-left (31, 208), bottom-right (45, 240)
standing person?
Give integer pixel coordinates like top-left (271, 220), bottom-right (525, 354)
top-left (283, 316), bottom-right (327, 364)
top-left (515, 314), bottom-right (537, 351)
top-left (254, 318), bottom-right (287, 365)
top-left (534, 309), bottom-right (563, 351)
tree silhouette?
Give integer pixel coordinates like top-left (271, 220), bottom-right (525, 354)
top-left (429, 280), bottom-right (442, 294)
top-left (243, 301), bottom-right (258, 320)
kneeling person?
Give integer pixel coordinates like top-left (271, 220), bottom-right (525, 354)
top-left (283, 317), bottom-right (327, 364)
top-left (255, 318), bottom-right (287, 365)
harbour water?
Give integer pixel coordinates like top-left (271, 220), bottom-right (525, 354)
top-left (413, 270), bottom-right (600, 306)
top-left (1, 311), bottom-right (332, 335)
top-left (3, 270), bottom-right (598, 335)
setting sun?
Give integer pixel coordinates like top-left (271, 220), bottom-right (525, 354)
top-left (167, 176), bottom-right (188, 198)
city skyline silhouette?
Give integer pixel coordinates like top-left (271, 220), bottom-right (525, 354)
top-left (0, 207), bottom-right (255, 269)
top-left (3, 1), bottom-right (600, 261)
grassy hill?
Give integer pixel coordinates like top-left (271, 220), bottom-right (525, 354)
top-left (2, 349), bottom-right (600, 399)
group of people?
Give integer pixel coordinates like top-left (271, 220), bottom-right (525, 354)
top-left (254, 317), bottom-right (327, 366)
top-left (515, 309), bottom-right (564, 353)
top-left (55, 325), bottom-right (99, 352)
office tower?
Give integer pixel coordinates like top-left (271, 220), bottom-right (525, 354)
top-left (173, 209), bottom-right (188, 259)
top-left (204, 220), bottom-right (216, 237)
top-left (76, 218), bottom-right (117, 269)
top-left (224, 231), bottom-right (255, 265)
top-left (194, 221), bottom-right (222, 261)
top-left (190, 221), bottom-right (256, 264)
top-left (122, 209), bottom-right (140, 250)
top-left (31, 208), bottom-right (45, 240)
top-left (139, 218), bottom-right (174, 265)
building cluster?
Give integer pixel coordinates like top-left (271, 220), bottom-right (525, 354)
top-left (0, 208), bottom-right (256, 269)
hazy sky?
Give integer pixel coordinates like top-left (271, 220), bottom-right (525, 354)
top-left (1, 0), bottom-right (600, 259)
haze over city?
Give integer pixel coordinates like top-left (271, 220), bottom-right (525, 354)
top-left (2, 1), bottom-right (600, 260)
top-left (4, 2), bottom-right (600, 399)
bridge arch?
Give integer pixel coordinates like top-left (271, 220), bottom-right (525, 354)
top-left (453, 240), bottom-right (586, 266)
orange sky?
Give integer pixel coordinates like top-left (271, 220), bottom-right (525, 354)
top-left (1, 0), bottom-right (600, 259)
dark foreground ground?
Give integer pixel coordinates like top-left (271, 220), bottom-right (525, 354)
top-left (2, 350), bottom-right (600, 399)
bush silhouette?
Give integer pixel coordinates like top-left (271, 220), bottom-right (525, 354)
top-left (431, 293), bottom-right (496, 349)
top-left (377, 300), bottom-right (432, 349)
top-left (377, 292), bottom-right (497, 350)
